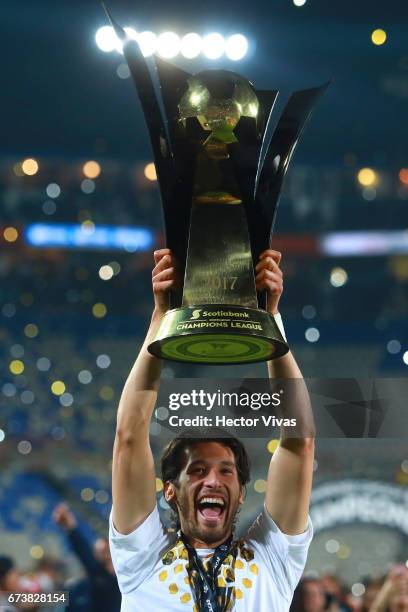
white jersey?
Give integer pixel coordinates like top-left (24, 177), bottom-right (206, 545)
top-left (109, 504), bottom-right (312, 612)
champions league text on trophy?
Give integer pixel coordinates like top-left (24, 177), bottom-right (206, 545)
top-left (103, 5), bottom-right (328, 365)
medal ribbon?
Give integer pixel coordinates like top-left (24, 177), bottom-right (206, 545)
top-left (179, 531), bottom-right (237, 612)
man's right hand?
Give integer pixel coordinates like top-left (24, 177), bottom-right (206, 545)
top-left (152, 248), bottom-right (177, 315)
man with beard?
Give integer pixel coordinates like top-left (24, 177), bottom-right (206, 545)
top-left (109, 248), bottom-right (315, 611)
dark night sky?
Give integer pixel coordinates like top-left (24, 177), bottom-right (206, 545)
top-left (1, 0), bottom-right (407, 165)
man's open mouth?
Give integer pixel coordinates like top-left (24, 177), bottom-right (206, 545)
top-left (197, 497), bottom-right (226, 522)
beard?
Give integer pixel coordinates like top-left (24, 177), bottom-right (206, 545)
top-left (176, 495), bottom-right (240, 546)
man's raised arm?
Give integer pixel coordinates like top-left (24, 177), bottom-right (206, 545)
top-left (112, 249), bottom-right (175, 535)
top-left (255, 249), bottom-right (315, 536)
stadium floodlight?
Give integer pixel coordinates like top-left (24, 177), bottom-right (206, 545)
top-left (137, 31), bottom-right (157, 57)
top-left (96, 27), bottom-right (249, 60)
top-left (202, 33), bottom-right (225, 59)
top-left (157, 31), bottom-right (181, 59)
top-left (95, 25), bottom-right (117, 52)
top-left (114, 27), bottom-right (139, 54)
top-left (181, 33), bottom-right (202, 59)
top-left (225, 34), bottom-right (248, 61)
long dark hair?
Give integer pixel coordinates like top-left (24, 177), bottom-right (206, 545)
top-left (161, 428), bottom-right (251, 488)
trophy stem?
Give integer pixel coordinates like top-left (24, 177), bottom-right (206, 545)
top-left (182, 201), bottom-right (258, 309)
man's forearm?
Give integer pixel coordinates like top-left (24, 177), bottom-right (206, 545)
top-left (125, 309), bottom-right (163, 390)
top-left (116, 309), bottom-right (163, 434)
top-left (267, 315), bottom-right (315, 443)
top-left (267, 350), bottom-right (303, 379)
top-left (112, 309), bottom-right (163, 532)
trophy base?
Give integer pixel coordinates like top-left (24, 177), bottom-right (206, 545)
top-left (148, 305), bottom-right (289, 364)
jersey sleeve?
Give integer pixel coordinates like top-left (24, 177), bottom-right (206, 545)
top-left (109, 504), bottom-right (173, 594)
top-left (244, 505), bottom-right (313, 601)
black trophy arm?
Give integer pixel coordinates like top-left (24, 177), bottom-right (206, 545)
top-left (255, 82), bottom-right (330, 235)
top-left (102, 3), bottom-right (175, 205)
top-left (250, 82), bottom-right (329, 308)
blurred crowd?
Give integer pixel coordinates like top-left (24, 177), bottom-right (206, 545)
top-left (290, 567), bottom-right (408, 612)
top-left (1, 501), bottom-right (407, 611)
top-left (0, 503), bottom-right (120, 612)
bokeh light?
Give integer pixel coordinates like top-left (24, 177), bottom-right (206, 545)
top-left (24, 323), bottom-right (39, 338)
top-left (156, 478), bottom-right (164, 492)
top-left (36, 357), bottom-right (51, 371)
top-left (10, 360), bottom-right (24, 375)
top-left (181, 33), bottom-right (202, 59)
top-left (371, 29), bottom-right (387, 46)
top-left (46, 183), bottom-right (61, 198)
top-left (95, 26), bottom-right (117, 52)
top-left (357, 168), bottom-right (378, 187)
top-left (92, 303), bottom-right (107, 318)
top-left (51, 381), bottom-right (66, 396)
top-left (305, 327), bottom-right (320, 342)
top-left (21, 390), bottom-right (35, 405)
top-left (403, 351), bottom-right (408, 366)
top-left (337, 544), bottom-right (351, 559)
top-left (81, 487), bottom-right (95, 502)
top-left (81, 179), bottom-right (95, 194)
top-left (267, 439), bottom-right (279, 454)
top-left (18, 440), bottom-right (32, 455)
top-left (137, 31), bottom-right (157, 57)
top-left (99, 265), bottom-right (114, 280)
top-left (399, 169), bottom-right (408, 185)
top-left (22, 158), bottom-right (39, 176)
top-left (302, 304), bottom-right (316, 320)
top-left (254, 479), bottom-right (267, 493)
top-left (95, 490), bottom-right (109, 504)
top-left (325, 539), bottom-right (340, 553)
top-left (109, 261), bottom-right (121, 275)
top-left (60, 393), bottom-right (74, 407)
top-left (43, 200), bottom-right (57, 215)
top-left (82, 160), bottom-right (101, 179)
top-left (293, 0), bottom-right (307, 6)
top-left (100, 385), bottom-right (114, 400)
top-left (30, 545), bottom-right (44, 560)
top-left (13, 162), bottom-right (24, 177)
top-left (78, 370), bottom-right (93, 384)
top-left (2, 303), bottom-right (16, 318)
top-left (362, 187), bottom-right (376, 201)
top-left (225, 34), bottom-right (248, 61)
top-left (3, 227), bottom-right (18, 242)
top-left (2, 384), bottom-right (16, 397)
top-left (352, 583), bottom-right (366, 597)
top-left (144, 162), bottom-right (157, 181)
top-left (157, 32), bottom-right (181, 58)
top-left (202, 33), bottom-right (225, 59)
top-left (330, 267), bottom-right (348, 287)
top-left (116, 63), bottom-right (130, 79)
top-left (96, 354), bottom-right (111, 369)
top-left (387, 339), bottom-right (401, 354)
top-left (81, 220), bottom-right (95, 233)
